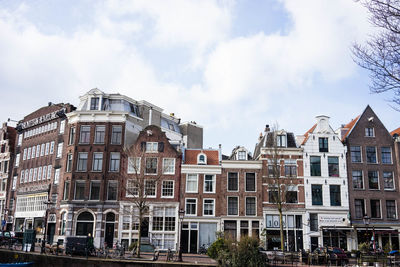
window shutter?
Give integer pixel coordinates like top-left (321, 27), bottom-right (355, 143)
top-left (141, 142), bottom-right (146, 151)
top-left (158, 142), bottom-right (164, 152)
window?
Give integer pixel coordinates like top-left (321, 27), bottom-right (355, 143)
top-left (90, 97), bottom-right (99, 110)
top-left (227, 196), bottom-right (238, 215)
top-left (268, 164), bottom-right (280, 177)
top-left (246, 197), bottom-right (256, 216)
top-left (381, 147), bottom-right (392, 164)
top-left (127, 157), bottom-right (140, 174)
top-left (63, 181), bottom-right (70, 200)
top-left (350, 146), bottom-right (362, 163)
top-left (355, 199), bottom-right (365, 219)
top-left (36, 145), bottom-right (40, 157)
top-left (66, 154), bottom-right (73, 172)
top-left (126, 180), bottom-right (138, 197)
top-left (365, 127), bottom-right (374, 137)
top-left (238, 151), bottom-right (246, 160)
top-left (387, 200), bottom-right (397, 219)
top-left (197, 153), bottom-right (206, 164)
top-left (109, 152), bottom-right (120, 172)
top-left (79, 126), bottom-right (91, 144)
top-left (47, 165), bottom-right (52, 179)
top-left (45, 142), bottom-right (49, 155)
top-left (204, 175), bottom-right (216, 193)
top-left (371, 199), bottom-right (381, 218)
top-left (76, 211), bottom-right (94, 236)
top-left (77, 152), bottom-right (88, 171)
top-left (17, 134), bottom-right (22, 146)
top-left (27, 147), bottom-right (31, 159)
top-left (111, 125), bottom-right (122, 144)
top-left (54, 169), bottom-right (60, 184)
top-left (328, 157), bottom-right (339, 177)
top-left (366, 146), bottom-right (377, 163)
top-left (68, 127), bottom-right (75, 145)
top-left (50, 141), bottom-right (55, 154)
top-left (145, 158), bottom-right (157, 174)
top-left (146, 142), bottom-right (158, 152)
top-left (56, 142), bottom-right (63, 158)
top-left (20, 170), bottom-right (24, 184)
top-left (107, 181), bottom-right (117, 200)
top-left (59, 120), bottom-right (65, 134)
top-left (89, 181), bottom-right (100, 200)
top-left (185, 199), bottom-right (197, 215)
top-left (286, 191), bottom-right (298, 203)
top-left (12, 176), bottom-right (16, 190)
top-left (75, 181), bottom-right (85, 200)
top-left (31, 146), bottom-right (36, 159)
top-left (186, 174), bottom-right (198, 193)
top-left (162, 180), bottom-right (174, 197)
top-left (310, 156), bottom-right (321, 176)
top-left (284, 163), bottom-right (297, 177)
top-left (312, 185), bottom-right (322, 205)
top-left (228, 172), bottom-right (238, 191)
top-left (352, 170), bottom-right (364, 189)
top-left (319, 137), bottom-right (328, 152)
top-left (94, 126), bottom-right (105, 144)
top-left (37, 167), bottom-right (42, 180)
top-left (277, 135), bottom-right (287, 147)
top-left (60, 212), bottom-right (67, 235)
top-left (245, 173), bottom-right (256, 192)
top-left (23, 148), bottom-right (27, 160)
top-left (203, 199), bottom-right (215, 216)
top-left (92, 153), bottom-right (103, 171)
top-left (15, 154), bottom-right (20, 167)
top-left (28, 169), bottom-right (33, 182)
top-left (368, 171), bottom-right (379, 190)
top-left (42, 166), bottom-right (47, 180)
top-left (269, 189), bottom-right (278, 203)
top-left (144, 180), bottom-right (156, 197)
top-left (163, 158), bottom-right (175, 174)
top-left (310, 213), bottom-right (318, 232)
top-left (330, 185), bottom-right (341, 206)
top-left (384, 172), bottom-right (394, 190)
top-left (240, 221), bottom-right (249, 237)
top-left (40, 144), bottom-right (45, 156)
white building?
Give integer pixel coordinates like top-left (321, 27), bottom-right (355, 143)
top-left (299, 115), bottom-right (350, 251)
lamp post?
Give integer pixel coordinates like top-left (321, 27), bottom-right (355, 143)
top-left (41, 200), bottom-right (54, 254)
top-left (363, 216), bottom-right (370, 251)
top-left (177, 209), bottom-right (185, 262)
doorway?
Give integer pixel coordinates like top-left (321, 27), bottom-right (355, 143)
top-left (105, 213), bottom-right (115, 247)
top-left (311, 237), bottom-right (319, 252)
top-left (47, 223), bottom-right (55, 244)
top-left (141, 218), bottom-right (149, 237)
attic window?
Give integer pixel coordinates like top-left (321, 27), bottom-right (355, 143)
top-left (277, 135), bottom-right (286, 147)
top-left (90, 97), bottom-right (99, 110)
top-left (197, 153), bottom-right (207, 165)
top-left (238, 151), bottom-right (246, 160)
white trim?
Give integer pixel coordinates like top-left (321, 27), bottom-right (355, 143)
top-left (366, 146), bottom-right (378, 164)
top-left (245, 196), bottom-right (257, 216)
top-left (197, 153), bottom-right (207, 165)
top-left (185, 198), bottom-right (197, 216)
top-left (186, 174), bottom-right (198, 193)
top-left (161, 180), bottom-right (175, 198)
top-left (181, 165), bottom-right (221, 174)
top-left (203, 174), bottom-right (216, 194)
top-left (244, 172), bottom-right (256, 192)
top-left (203, 198), bottom-right (215, 216)
top-left (227, 196), bottom-right (239, 216)
top-left (162, 158), bottom-right (175, 175)
top-left (221, 161), bottom-right (262, 169)
top-left (227, 172), bottom-right (239, 192)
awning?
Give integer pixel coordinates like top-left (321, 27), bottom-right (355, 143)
top-left (320, 226), bottom-right (353, 231)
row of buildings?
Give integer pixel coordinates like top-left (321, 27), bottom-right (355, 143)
top-left (0, 88), bottom-right (399, 253)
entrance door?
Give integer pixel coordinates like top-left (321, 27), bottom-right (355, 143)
top-left (141, 218), bottom-right (149, 237)
top-left (189, 229), bottom-right (198, 253)
top-left (181, 229), bottom-right (189, 253)
top-left (48, 223), bottom-right (56, 244)
top-left (105, 223), bottom-right (114, 248)
top-left (311, 237), bottom-right (318, 252)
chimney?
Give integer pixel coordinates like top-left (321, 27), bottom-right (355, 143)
top-left (218, 144), bottom-right (222, 163)
top-left (258, 132), bottom-right (263, 142)
top-left (265, 124), bottom-right (270, 133)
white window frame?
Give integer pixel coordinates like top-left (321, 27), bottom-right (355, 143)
top-left (17, 134), bottom-right (22, 146)
top-left (31, 146), bottom-right (36, 159)
top-left (50, 141), bottom-right (55, 154)
top-left (15, 154), bottom-right (20, 167)
top-left (245, 172), bottom-right (257, 192)
top-left (161, 180), bottom-right (174, 198)
top-left (203, 198), bottom-right (215, 216)
top-left (381, 147), bottom-right (393, 164)
top-left (365, 127), bottom-right (375, 137)
top-left (47, 165), bottom-right (52, 180)
top-left (74, 180), bottom-right (86, 200)
top-left (386, 200), bottom-right (398, 219)
top-left (197, 153), bottom-right (207, 165)
top-left (126, 179), bottom-right (138, 197)
top-left (144, 179), bottom-right (157, 198)
top-left (185, 198), bottom-right (197, 216)
top-left (89, 181), bottom-right (101, 200)
top-left (33, 168), bottom-right (37, 181)
top-left (40, 144), bottom-right (45, 156)
top-left (56, 142), bottom-right (63, 158)
top-left (370, 199), bottom-right (382, 219)
top-left (238, 150), bottom-right (246, 160)
top-left (54, 169), bottom-right (60, 184)
top-left (45, 142), bottom-right (49, 155)
top-left (23, 148), bottom-right (27, 160)
top-left (245, 196), bottom-right (257, 216)
top-left (162, 158), bottom-right (175, 175)
top-left (42, 166), bottom-right (47, 180)
top-left (20, 170), bottom-right (24, 184)
top-left (92, 152), bottom-right (103, 172)
top-left (12, 176), bottom-right (17, 190)
top-left (146, 142), bottom-right (158, 153)
top-left (27, 147), bottom-right (31, 160)
top-left (38, 166), bottom-right (42, 181)
top-left (109, 152), bottom-right (120, 172)
top-left (186, 174), bottom-right (198, 193)
top-left (36, 144), bottom-right (40, 157)
top-left (59, 120), bottom-right (65, 134)
top-left (227, 172), bottom-right (239, 192)
top-left (227, 196), bottom-right (239, 216)
top-left (107, 181), bottom-right (118, 201)
top-left (127, 157), bottom-right (141, 174)
top-left (203, 174), bottom-right (216, 193)
top-left (383, 171), bottom-right (395, 190)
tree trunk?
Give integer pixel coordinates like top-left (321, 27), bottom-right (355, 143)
top-left (137, 213), bottom-right (142, 258)
top-left (279, 207), bottom-right (284, 252)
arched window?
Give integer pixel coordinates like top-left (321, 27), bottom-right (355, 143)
top-left (197, 153), bottom-right (207, 165)
top-left (106, 212), bottom-right (115, 222)
top-left (76, 211), bottom-right (94, 236)
top-left (60, 212), bottom-right (67, 235)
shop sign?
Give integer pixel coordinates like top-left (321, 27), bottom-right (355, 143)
top-left (20, 108), bottom-right (65, 129)
top-left (17, 184), bottom-right (48, 194)
top-left (319, 215), bottom-right (346, 226)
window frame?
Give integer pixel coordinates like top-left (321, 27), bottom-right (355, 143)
top-left (127, 157), bottom-right (141, 174)
top-left (109, 152), bottom-right (120, 172)
top-left (350, 146), bottom-right (362, 163)
top-left (79, 125), bottom-right (91, 144)
top-left (329, 185), bottom-right (341, 206)
top-left (204, 174), bottom-right (216, 193)
top-left (74, 180), bottom-right (86, 200)
top-left (162, 158), bottom-right (175, 175)
top-left (310, 156), bottom-right (321, 176)
top-left (245, 172), bottom-right (256, 192)
top-left (76, 152), bottom-right (88, 172)
top-left (370, 199), bottom-right (382, 219)
top-left (161, 180), bottom-right (174, 198)
top-left (111, 125), bottom-right (122, 145)
top-left (145, 142), bottom-right (158, 153)
top-left (381, 147), bottom-right (393, 164)
top-left (311, 184), bottom-right (323, 205)
top-left (144, 179), bottom-right (156, 198)
top-left (366, 146), bottom-right (378, 164)
top-left (145, 157), bottom-right (158, 175)
top-left (94, 125), bottom-right (106, 144)
top-left (107, 180), bottom-right (118, 201)
top-left (227, 172), bottom-right (239, 192)
top-left (386, 200), bottom-right (397, 219)
top-left (185, 198), bottom-right (197, 216)
top-left (318, 137), bottom-right (328, 152)
top-left (186, 174), bottom-right (198, 193)
top-left (92, 152), bottom-right (103, 172)
top-left (354, 199), bottom-right (365, 219)
top-left (383, 171), bottom-right (395, 190)
top-left (203, 198), bottom-right (215, 216)
top-left (365, 127), bottom-right (375, 137)
top-left (368, 170), bottom-right (380, 190)
top-left (352, 170), bottom-right (364, 190)
top-left (245, 196), bottom-right (257, 216)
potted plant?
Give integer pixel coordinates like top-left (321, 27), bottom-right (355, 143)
top-left (359, 242), bottom-right (369, 254)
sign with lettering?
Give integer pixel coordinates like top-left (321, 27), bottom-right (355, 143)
top-left (319, 215), bottom-right (346, 226)
top-left (17, 184), bottom-right (49, 194)
top-left (20, 108), bottom-right (65, 129)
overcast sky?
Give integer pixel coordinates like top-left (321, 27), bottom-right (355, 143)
top-left (0, 0), bottom-right (398, 154)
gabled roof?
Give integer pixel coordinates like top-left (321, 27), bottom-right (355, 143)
top-left (301, 124), bottom-right (317, 145)
top-left (184, 149), bottom-right (219, 165)
top-left (341, 115), bottom-right (360, 141)
top-left (391, 127), bottom-right (400, 136)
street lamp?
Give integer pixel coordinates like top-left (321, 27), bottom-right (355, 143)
top-left (41, 200), bottom-right (54, 254)
top-left (177, 209), bottom-right (185, 262)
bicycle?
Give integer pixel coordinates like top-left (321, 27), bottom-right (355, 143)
top-left (166, 248), bottom-right (179, 262)
top-left (111, 241), bottom-right (125, 259)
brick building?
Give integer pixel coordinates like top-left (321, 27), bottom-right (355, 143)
top-left (339, 106), bottom-right (400, 251)
top-left (180, 148), bottom-right (221, 253)
top-left (254, 126), bottom-right (305, 251)
top-left (0, 122), bottom-right (16, 231)
top-left (10, 103), bottom-right (74, 244)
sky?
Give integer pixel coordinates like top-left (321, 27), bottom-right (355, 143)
top-left (0, 0), bottom-right (399, 155)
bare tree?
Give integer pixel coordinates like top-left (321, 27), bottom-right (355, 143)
top-left (263, 125), bottom-right (297, 251)
top-left (122, 145), bottom-right (165, 258)
top-left (352, 0), bottom-right (400, 109)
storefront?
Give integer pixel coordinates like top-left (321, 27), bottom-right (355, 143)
top-left (265, 214), bottom-right (303, 251)
top-left (356, 227), bottom-right (399, 251)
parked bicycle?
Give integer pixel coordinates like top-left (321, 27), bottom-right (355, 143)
top-left (198, 244), bottom-right (208, 255)
top-left (111, 241), bottom-right (125, 259)
top-left (166, 248), bottom-right (178, 262)
top-left (96, 242), bottom-right (110, 259)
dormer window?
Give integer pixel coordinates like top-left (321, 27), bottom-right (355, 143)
top-left (277, 135), bottom-right (286, 147)
top-left (238, 151), bottom-right (246, 160)
top-left (90, 97), bottom-right (99, 110)
top-left (146, 142), bottom-right (158, 152)
top-left (197, 153), bottom-right (207, 165)
top-left (365, 127), bottom-right (375, 137)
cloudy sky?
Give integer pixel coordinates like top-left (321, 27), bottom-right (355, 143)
top-left (0, 0), bottom-right (398, 154)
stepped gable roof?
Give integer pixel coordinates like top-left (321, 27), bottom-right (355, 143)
top-left (341, 115), bottom-right (360, 141)
top-left (391, 127), bottom-right (400, 136)
top-left (301, 124), bottom-right (317, 145)
top-left (184, 149), bottom-right (219, 165)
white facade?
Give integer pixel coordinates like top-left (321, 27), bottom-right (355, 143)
top-left (301, 115), bottom-right (350, 251)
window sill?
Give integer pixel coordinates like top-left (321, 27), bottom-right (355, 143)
top-left (185, 191), bottom-right (198, 194)
top-left (161, 196), bottom-right (174, 198)
top-left (203, 192), bottom-right (216, 194)
top-left (353, 188), bottom-right (365, 190)
top-left (384, 189), bottom-right (396, 191)
top-left (368, 189), bottom-right (380, 191)
top-left (91, 170), bottom-right (103, 173)
top-left (145, 173), bottom-right (158, 175)
top-left (185, 214), bottom-right (197, 216)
